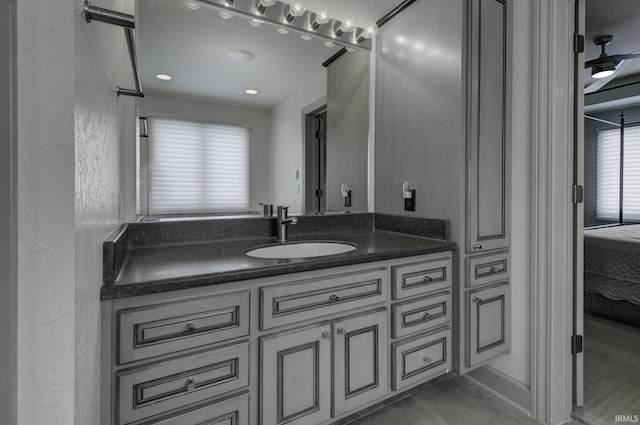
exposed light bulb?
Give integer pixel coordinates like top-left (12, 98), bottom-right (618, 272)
top-left (362, 22), bottom-right (378, 39)
top-left (315, 8), bottom-right (331, 25)
top-left (184, 1), bottom-right (200, 10)
top-left (218, 10), bottom-right (233, 19)
top-left (277, 27), bottom-right (290, 35)
top-left (289, 1), bottom-right (305, 17)
top-left (339, 15), bottom-right (355, 33)
top-left (249, 18), bottom-right (264, 27)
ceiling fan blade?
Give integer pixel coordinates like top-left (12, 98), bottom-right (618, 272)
top-left (585, 53), bottom-right (640, 68)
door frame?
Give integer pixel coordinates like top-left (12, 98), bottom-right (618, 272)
top-left (0, 0), bottom-right (18, 423)
top-left (528, 0), bottom-right (581, 424)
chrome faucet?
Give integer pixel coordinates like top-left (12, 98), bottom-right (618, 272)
top-left (276, 205), bottom-right (298, 243)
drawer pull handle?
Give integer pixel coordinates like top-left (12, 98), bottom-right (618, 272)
top-left (322, 330), bottom-right (332, 339)
top-left (421, 354), bottom-right (433, 364)
top-left (489, 266), bottom-right (498, 273)
top-left (422, 276), bottom-right (433, 283)
top-left (473, 297), bottom-right (483, 303)
top-left (186, 377), bottom-right (196, 391)
top-left (336, 327), bottom-right (346, 334)
top-left (423, 312), bottom-right (432, 319)
top-left (473, 244), bottom-right (482, 250)
top-left (329, 294), bottom-right (340, 302)
top-left (186, 322), bottom-right (197, 334)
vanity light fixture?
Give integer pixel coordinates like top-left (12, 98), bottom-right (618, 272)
top-left (276, 27), bottom-right (289, 35)
top-left (334, 15), bottom-right (355, 38)
top-left (256, 0), bottom-right (277, 15)
top-left (218, 10), bottom-right (233, 19)
top-left (155, 73), bottom-right (172, 81)
top-left (311, 7), bottom-right (331, 30)
top-left (245, 89), bottom-right (259, 95)
top-left (249, 18), bottom-right (264, 27)
top-left (284, 1), bottom-right (305, 23)
top-left (184, 1), bottom-right (200, 10)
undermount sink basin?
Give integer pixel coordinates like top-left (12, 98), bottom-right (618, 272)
top-left (246, 241), bottom-right (357, 259)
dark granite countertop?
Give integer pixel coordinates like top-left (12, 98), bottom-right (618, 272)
top-left (101, 229), bottom-right (455, 299)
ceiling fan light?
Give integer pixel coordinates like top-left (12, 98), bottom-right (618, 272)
top-left (592, 63), bottom-right (616, 79)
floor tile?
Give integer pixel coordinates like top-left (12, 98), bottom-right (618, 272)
top-left (409, 375), bottom-right (541, 425)
top-left (347, 395), bottom-right (447, 425)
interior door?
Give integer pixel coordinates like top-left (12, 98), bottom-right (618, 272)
top-left (573, 0), bottom-right (585, 408)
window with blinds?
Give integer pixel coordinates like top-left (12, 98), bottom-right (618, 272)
top-left (147, 117), bottom-right (250, 215)
top-left (596, 126), bottom-right (640, 221)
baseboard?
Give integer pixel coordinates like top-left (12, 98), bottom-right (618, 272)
top-left (465, 365), bottom-right (531, 415)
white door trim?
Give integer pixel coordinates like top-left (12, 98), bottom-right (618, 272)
top-left (528, 0), bottom-right (577, 424)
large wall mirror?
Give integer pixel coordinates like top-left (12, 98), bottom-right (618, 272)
top-left (135, 0), bottom-right (376, 218)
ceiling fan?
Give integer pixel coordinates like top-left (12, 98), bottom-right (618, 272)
top-left (585, 35), bottom-right (640, 79)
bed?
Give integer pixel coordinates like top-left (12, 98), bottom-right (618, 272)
top-left (584, 224), bottom-right (640, 327)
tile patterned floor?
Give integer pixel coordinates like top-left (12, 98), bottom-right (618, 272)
top-left (342, 374), bottom-right (542, 425)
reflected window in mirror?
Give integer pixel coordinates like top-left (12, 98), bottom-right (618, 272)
top-left (137, 117), bottom-right (250, 216)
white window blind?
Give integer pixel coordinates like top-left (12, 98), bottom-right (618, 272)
top-left (596, 126), bottom-right (640, 221)
top-left (148, 117), bottom-right (250, 215)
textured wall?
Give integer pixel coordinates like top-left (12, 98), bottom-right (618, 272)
top-left (74, 1), bottom-right (132, 425)
top-left (16, 0), bottom-right (77, 423)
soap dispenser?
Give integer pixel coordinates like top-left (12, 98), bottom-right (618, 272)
top-left (341, 184), bottom-right (352, 208)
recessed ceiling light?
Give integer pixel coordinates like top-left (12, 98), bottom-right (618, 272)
top-left (229, 49), bottom-right (255, 62)
top-left (184, 1), bottom-right (200, 10)
top-left (218, 10), bottom-right (233, 19)
top-left (277, 27), bottom-right (289, 35)
top-left (249, 18), bottom-right (264, 27)
top-left (300, 34), bottom-right (312, 41)
top-left (245, 89), bottom-right (259, 95)
top-left (155, 73), bottom-right (172, 81)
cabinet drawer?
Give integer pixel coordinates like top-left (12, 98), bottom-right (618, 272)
top-left (260, 268), bottom-right (388, 330)
top-left (466, 283), bottom-right (511, 368)
top-left (392, 291), bottom-right (451, 339)
top-left (466, 251), bottom-right (509, 288)
top-left (117, 291), bottom-right (249, 364)
top-left (391, 327), bottom-right (451, 391)
top-left (392, 255), bottom-right (452, 300)
top-left (117, 341), bottom-right (249, 425)
top-left (140, 391), bottom-right (249, 425)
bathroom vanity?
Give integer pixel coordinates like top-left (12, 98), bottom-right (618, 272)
top-left (100, 217), bottom-right (462, 425)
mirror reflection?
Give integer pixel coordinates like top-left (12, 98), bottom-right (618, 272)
top-left (135, 0), bottom-right (371, 217)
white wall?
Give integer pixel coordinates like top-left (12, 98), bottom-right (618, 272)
top-left (16, 0), bottom-right (76, 423)
top-left (486, 0), bottom-right (533, 386)
top-left (138, 93), bottom-right (271, 212)
top-left (74, 1), bottom-right (133, 425)
top-left (270, 71), bottom-right (327, 213)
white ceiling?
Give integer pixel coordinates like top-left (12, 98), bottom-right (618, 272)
top-left (137, 0), bottom-right (401, 107)
top-left (584, 0), bottom-right (640, 90)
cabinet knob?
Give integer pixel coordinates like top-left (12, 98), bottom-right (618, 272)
top-left (421, 354), bottom-right (433, 364)
top-left (489, 266), bottom-right (497, 273)
top-left (329, 294), bottom-right (340, 302)
top-left (473, 244), bottom-right (483, 250)
top-left (186, 322), bottom-right (197, 334)
top-left (186, 377), bottom-right (196, 391)
top-left (336, 327), bottom-right (346, 334)
top-left (423, 312), bottom-right (432, 319)
top-left (422, 276), bottom-right (433, 283)
top-left (322, 330), bottom-right (332, 339)
top-left (472, 297), bottom-right (483, 303)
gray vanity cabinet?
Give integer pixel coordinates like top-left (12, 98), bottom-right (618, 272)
top-left (466, 0), bottom-right (511, 254)
top-left (260, 323), bottom-right (332, 425)
top-left (465, 282), bottom-right (511, 367)
top-left (332, 309), bottom-right (388, 416)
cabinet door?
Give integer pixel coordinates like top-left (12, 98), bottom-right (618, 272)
top-left (333, 309), bottom-right (388, 416)
top-left (466, 283), bottom-right (511, 367)
top-left (260, 324), bottom-right (332, 425)
top-left (467, 0), bottom-right (511, 253)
